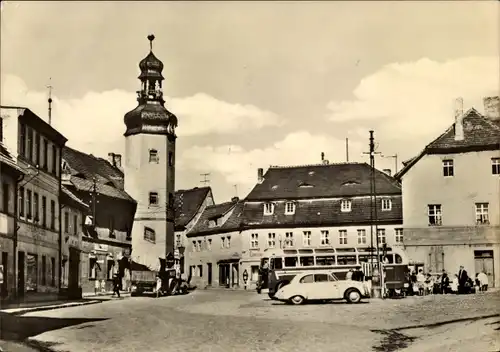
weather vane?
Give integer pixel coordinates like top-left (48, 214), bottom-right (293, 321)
top-left (147, 34), bottom-right (155, 51)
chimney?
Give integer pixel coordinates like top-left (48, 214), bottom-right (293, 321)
top-left (113, 154), bottom-right (122, 168)
top-left (321, 152), bottom-right (325, 162)
top-left (483, 96), bottom-right (500, 120)
top-left (383, 169), bottom-right (392, 176)
top-left (231, 196), bottom-right (239, 203)
top-left (257, 168), bottom-right (264, 183)
top-left (454, 97), bottom-right (464, 141)
top-left (108, 152), bottom-right (115, 166)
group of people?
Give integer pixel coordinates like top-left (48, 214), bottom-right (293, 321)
top-left (345, 267), bottom-right (365, 281)
top-left (408, 266), bottom-right (489, 295)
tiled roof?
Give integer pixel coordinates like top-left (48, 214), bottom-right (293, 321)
top-left (70, 176), bottom-right (135, 202)
top-left (396, 109), bottom-right (500, 179)
top-left (187, 200), bottom-right (239, 235)
top-left (241, 196), bottom-right (402, 229)
top-left (61, 185), bottom-right (89, 209)
top-left (246, 162), bottom-right (401, 201)
top-left (174, 187), bottom-right (212, 229)
top-left (0, 142), bottom-right (24, 174)
top-left (62, 146), bottom-right (124, 187)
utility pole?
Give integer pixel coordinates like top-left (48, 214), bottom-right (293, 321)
top-left (91, 178), bottom-right (97, 227)
top-left (200, 173), bottom-right (210, 186)
top-left (47, 78), bottom-right (53, 125)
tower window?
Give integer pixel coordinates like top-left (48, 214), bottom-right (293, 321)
top-left (144, 227), bottom-right (156, 243)
top-left (168, 151), bottom-right (174, 166)
top-left (149, 192), bottom-right (159, 206)
top-left (149, 149), bottom-right (159, 163)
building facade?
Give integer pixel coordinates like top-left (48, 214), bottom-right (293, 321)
top-left (123, 35), bottom-right (178, 270)
top-left (0, 106), bottom-right (67, 299)
top-left (62, 146), bottom-right (136, 294)
top-left (396, 97), bottom-right (500, 287)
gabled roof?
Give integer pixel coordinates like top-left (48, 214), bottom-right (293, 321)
top-left (69, 176), bottom-right (135, 202)
top-left (246, 162), bottom-right (401, 201)
top-left (187, 200), bottom-right (240, 236)
top-left (174, 187), bottom-right (212, 230)
top-left (395, 109), bottom-right (500, 180)
top-left (0, 142), bottom-right (24, 175)
top-left (61, 185), bottom-right (89, 210)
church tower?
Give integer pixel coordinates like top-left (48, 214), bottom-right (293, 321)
top-left (124, 35), bottom-right (178, 270)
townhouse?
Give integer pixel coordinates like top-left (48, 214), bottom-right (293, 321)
top-left (395, 96), bottom-right (500, 287)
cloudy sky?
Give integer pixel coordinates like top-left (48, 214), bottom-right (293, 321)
top-left (1, 1), bottom-right (499, 203)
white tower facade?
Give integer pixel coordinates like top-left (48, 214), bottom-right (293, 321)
top-left (123, 35), bottom-right (178, 270)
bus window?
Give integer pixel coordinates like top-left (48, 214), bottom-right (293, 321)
top-left (299, 256), bottom-right (314, 267)
top-left (395, 254), bottom-right (403, 264)
top-left (316, 256), bottom-right (335, 266)
top-left (358, 255), bottom-right (369, 263)
top-left (271, 257), bottom-right (283, 269)
top-left (299, 274), bottom-right (314, 283)
top-left (384, 255), bottom-right (394, 264)
top-left (314, 274), bottom-right (329, 282)
top-left (337, 255), bottom-right (357, 265)
top-left (284, 257), bottom-right (298, 267)
top-left (260, 258), bottom-right (269, 270)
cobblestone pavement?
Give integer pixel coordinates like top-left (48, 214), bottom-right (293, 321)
top-left (15, 290), bottom-right (500, 352)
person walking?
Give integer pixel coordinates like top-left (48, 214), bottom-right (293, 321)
top-left (112, 274), bottom-right (121, 298)
top-left (478, 271), bottom-right (489, 292)
top-left (457, 266), bottom-right (468, 294)
top-left (440, 270), bottom-right (450, 294)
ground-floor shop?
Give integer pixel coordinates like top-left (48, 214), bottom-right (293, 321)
top-left (187, 256), bottom-right (241, 289)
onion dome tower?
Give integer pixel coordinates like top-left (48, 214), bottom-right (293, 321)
top-left (123, 35), bottom-right (177, 270)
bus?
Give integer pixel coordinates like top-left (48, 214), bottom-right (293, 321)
top-left (256, 246), bottom-right (409, 298)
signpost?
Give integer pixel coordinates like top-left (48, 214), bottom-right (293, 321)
top-left (242, 269), bottom-right (249, 290)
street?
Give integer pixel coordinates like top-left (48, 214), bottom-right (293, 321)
top-left (1, 290), bottom-right (499, 352)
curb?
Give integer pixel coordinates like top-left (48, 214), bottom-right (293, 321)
top-left (2, 300), bottom-right (102, 316)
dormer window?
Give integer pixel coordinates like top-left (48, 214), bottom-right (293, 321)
top-left (263, 202), bottom-right (274, 215)
top-left (381, 198), bottom-right (392, 211)
top-left (149, 192), bottom-right (159, 206)
top-left (149, 149), bottom-right (159, 163)
top-left (284, 202), bottom-right (295, 215)
top-left (340, 199), bottom-right (352, 212)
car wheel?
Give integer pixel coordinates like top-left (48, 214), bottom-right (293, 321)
top-left (345, 289), bottom-right (362, 304)
top-left (290, 295), bottom-right (305, 305)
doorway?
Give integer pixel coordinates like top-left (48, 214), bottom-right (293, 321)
top-left (68, 248), bottom-right (80, 292)
top-left (1, 252), bottom-right (8, 298)
top-left (207, 263), bottom-right (212, 286)
top-left (17, 251), bottom-right (25, 297)
top-left (474, 250), bottom-right (495, 288)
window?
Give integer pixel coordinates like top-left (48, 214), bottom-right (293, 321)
top-left (299, 274), bottom-right (314, 283)
top-left (300, 256), bottom-right (314, 267)
top-left (428, 204), bottom-right (442, 226)
top-left (2, 183), bottom-right (9, 214)
top-left (197, 240), bottom-right (202, 251)
top-left (175, 234), bottom-right (182, 248)
top-left (377, 228), bottom-right (386, 244)
top-left (109, 216), bottom-right (115, 237)
top-left (314, 274), bottom-right (329, 282)
top-left (41, 196), bottom-right (47, 227)
top-left (221, 237), bottom-right (226, 248)
top-left (250, 233), bottom-right (259, 249)
top-left (72, 215), bottom-right (77, 235)
top-left (316, 255), bottom-right (335, 266)
top-left (357, 229), bottom-right (367, 245)
top-left (492, 158), bottom-right (500, 175)
top-left (207, 238), bottom-right (212, 250)
top-left (168, 151), bottom-right (174, 166)
top-left (89, 257), bottom-right (97, 279)
top-left (34, 132), bottom-right (40, 166)
top-left (226, 236), bottom-right (231, 248)
top-left (395, 228), bottom-right (404, 243)
top-left (192, 241), bottom-right (197, 252)
top-left (26, 128), bottom-right (33, 160)
top-left (51, 257), bottom-right (56, 286)
top-left (251, 266), bottom-right (259, 281)
top-left (284, 256), bottom-right (297, 267)
top-left (285, 202), bottom-right (295, 215)
top-left (64, 212), bottom-right (69, 233)
top-left (197, 265), bottom-right (203, 277)
top-left (42, 139), bottom-right (48, 170)
top-left (50, 200), bottom-right (55, 230)
top-left (149, 149), bottom-right (159, 163)
top-left (340, 199), bottom-right (352, 212)
top-left (26, 190), bottom-right (32, 220)
top-left (302, 231), bottom-right (311, 246)
top-left (443, 159), bottom-right (454, 177)
top-left (19, 187), bottom-right (25, 217)
top-left (268, 233), bottom-right (276, 248)
top-left (19, 123), bottom-right (26, 155)
top-left (51, 145), bottom-right (57, 174)
top-left (41, 256), bottom-right (46, 285)
top-left (339, 230), bottom-right (347, 245)
top-left (33, 193), bottom-right (39, 222)
top-left (144, 227), bottom-right (155, 243)
top-left (263, 203), bottom-right (274, 215)
top-left (284, 232), bottom-right (294, 247)
top-left (149, 192), bottom-right (159, 206)
top-left (320, 230), bottom-right (330, 246)
top-left (381, 198), bottom-right (392, 211)
top-left (475, 203), bottom-right (489, 225)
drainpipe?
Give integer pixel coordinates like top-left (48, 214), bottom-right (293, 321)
top-left (58, 150), bottom-right (63, 296)
top-left (13, 172), bottom-right (25, 299)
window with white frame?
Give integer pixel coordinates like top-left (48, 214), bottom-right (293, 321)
top-left (302, 231), bottom-right (311, 246)
top-left (284, 232), bottom-right (294, 247)
top-left (428, 204), bottom-right (442, 226)
top-left (377, 228), bottom-right (386, 244)
top-left (250, 233), bottom-right (259, 249)
top-left (207, 238), bottom-right (212, 250)
top-left (197, 240), bottom-right (202, 251)
top-left (442, 159), bottom-right (454, 177)
top-left (395, 228), bottom-right (403, 243)
top-left (149, 149), bottom-right (159, 163)
top-left (268, 233), bottom-right (276, 248)
top-left (175, 234), bottom-right (182, 248)
top-left (357, 229), bottom-right (367, 245)
top-left (144, 227), bottom-right (155, 243)
top-left (320, 230), bottom-right (330, 246)
top-left (475, 203), bottom-right (489, 224)
top-left (381, 198), bottom-right (392, 211)
top-left (192, 241), bottom-right (196, 252)
top-left (340, 199), bottom-right (352, 212)
top-left (285, 202), bottom-right (296, 215)
top-left (263, 203), bottom-right (274, 215)
top-left (226, 236), bottom-right (231, 248)
top-left (338, 230), bottom-right (347, 245)
top-left (149, 192), bottom-right (159, 206)
top-left (221, 237), bottom-right (226, 248)
top-left (492, 158), bottom-right (500, 175)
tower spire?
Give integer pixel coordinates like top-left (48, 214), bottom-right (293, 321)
top-left (46, 78), bottom-right (53, 125)
top-left (147, 34), bottom-right (155, 52)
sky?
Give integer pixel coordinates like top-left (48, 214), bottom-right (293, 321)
top-left (1, 1), bottom-right (499, 203)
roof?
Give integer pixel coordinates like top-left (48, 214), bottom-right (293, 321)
top-left (0, 142), bottom-right (24, 175)
top-left (246, 162), bottom-right (401, 201)
top-left (61, 185), bottom-right (89, 209)
top-left (396, 109), bottom-right (500, 179)
top-left (187, 200), bottom-right (240, 236)
top-left (69, 176), bottom-right (135, 202)
top-left (174, 187), bottom-right (212, 230)
top-left (240, 196), bottom-right (402, 229)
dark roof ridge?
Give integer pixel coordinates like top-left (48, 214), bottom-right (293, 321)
top-left (176, 186), bottom-right (211, 193)
top-left (268, 161), bottom-right (366, 169)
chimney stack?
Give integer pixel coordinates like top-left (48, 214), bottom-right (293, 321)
top-left (108, 152), bottom-right (115, 166)
top-left (321, 152), bottom-right (325, 161)
top-left (454, 97), bottom-right (464, 141)
top-left (383, 169), bottom-right (392, 176)
top-left (231, 196), bottom-right (239, 203)
top-left (257, 168), bottom-right (264, 183)
top-left (483, 96), bottom-right (500, 121)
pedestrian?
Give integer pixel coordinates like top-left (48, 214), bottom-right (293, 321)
top-left (478, 271), bottom-right (488, 292)
top-left (457, 266), bottom-right (468, 294)
top-left (112, 274), bottom-right (121, 298)
top-left (346, 269), bottom-right (354, 280)
top-left (440, 270), bottom-right (450, 294)
top-left (94, 278), bottom-right (100, 295)
top-left (156, 274), bottom-right (162, 298)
